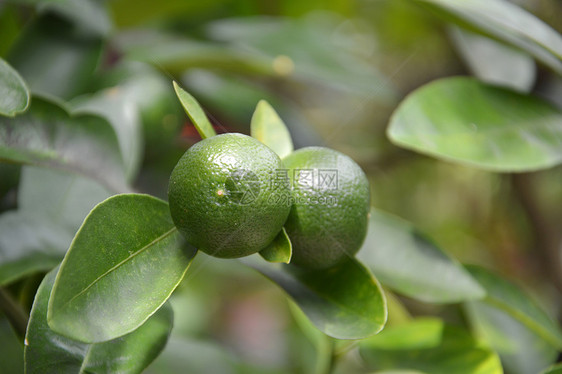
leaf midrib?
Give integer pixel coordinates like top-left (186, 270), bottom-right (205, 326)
top-left (54, 227), bottom-right (177, 315)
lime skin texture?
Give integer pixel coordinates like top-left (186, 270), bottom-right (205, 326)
top-left (283, 146), bottom-right (370, 269)
top-left (168, 133), bottom-right (291, 258)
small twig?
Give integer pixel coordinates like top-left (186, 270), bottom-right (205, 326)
top-left (0, 287), bottom-right (29, 338)
top-left (511, 173), bottom-right (562, 295)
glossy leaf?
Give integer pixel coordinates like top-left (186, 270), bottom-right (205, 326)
top-left (7, 14), bottom-right (103, 100)
top-left (0, 57), bottom-right (29, 117)
top-left (0, 97), bottom-right (128, 192)
top-left (250, 100), bottom-right (293, 159)
top-left (387, 77), bottom-right (562, 172)
top-left (414, 0), bottom-right (562, 74)
top-left (25, 269), bottom-right (173, 374)
top-left (466, 265), bottom-right (562, 349)
top-left (357, 209), bottom-right (485, 303)
top-left (259, 228), bottom-right (292, 264)
top-left (0, 167), bottom-right (113, 285)
top-left (542, 364), bottom-right (562, 374)
top-left (173, 81), bottom-right (216, 139)
top-left (242, 256), bottom-right (387, 340)
top-left (47, 194), bottom-right (197, 342)
top-left (360, 318), bottom-right (503, 374)
top-left (465, 300), bottom-right (558, 374)
top-left (449, 27), bottom-right (535, 92)
top-left (71, 88), bottom-right (143, 181)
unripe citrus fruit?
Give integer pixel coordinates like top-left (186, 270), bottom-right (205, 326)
top-left (168, 133), bottom-right (291, 258)
top-left (283, 147), bottom-right (370, 269)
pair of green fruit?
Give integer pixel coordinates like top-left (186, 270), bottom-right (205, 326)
top-left (168, 133), bottom-right (370, 269)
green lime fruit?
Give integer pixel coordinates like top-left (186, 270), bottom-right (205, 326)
top-left (168, 133), bottom-right (291, 258)
top-left (283, 147), bottom-right (370, 269)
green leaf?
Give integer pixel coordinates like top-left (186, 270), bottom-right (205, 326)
top-left (0, 315), bottom-right (24, 373)
top-left (6, 14), bottom-right (103, 100)
top-left (0, 97), bottom-right (128, 192)
top-left (182, 70), bottom-right (321, 145)
top-left (449, 27), bottom-right (535, 92)
top-left (71, 88), bottom-right (144, 182)
top-left (357, 209), bottom-right (485, 303)
top-left (0, 57), bottom-right (29, 117)
top-left (542, 364), bottom-right (562, 374)
top-left (250, 100), bottom-right (293, 159)
top-left (414, 0), bottom-right (562, 74)
top-left (360, 319), bottom-right (503, 374)
top-left (242, 256), bottom-right (387, 340)
top-left (387, 77), bottom-right (562, 172)
top-left (25, 269), bottom-right (173, 374)
top-left (259, 228), bottom-right (292, 264)
top-left (466, 265), bottom-right (562, 350)
top-left (173, 81), bottom-right (216, 139)
top-left (465, 301), bottom-right (557, 374)
top-left (47, 194), bottom-right (197, 343)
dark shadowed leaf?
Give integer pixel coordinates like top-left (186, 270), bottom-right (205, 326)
top-left (465, 301), bottom-right (558, 374)
top-left (449, 27), bottom-right (535, 92)
top-left (25, 269), bottom-right (173, 374)
top-left (387, 77), bottom-right (562, 172)
top-left (360, 318), bottom-right (502, 374)
top-left (0, 97), bottom-right (128, 192)
top-left (173, 82), bottom-right (216, 139)
top-left (0, 212), bottom-right (71, 285)
top-left (7, 14), bottom-right (103, 100)
top-left (542, 364), bottom-right (562, 374)
top-left (466, 265), bottom-right (562, 349)
top-left (12, 0), bottom-right (112, 36)
top-left (0, 57), bottom-right (29, 117)
top-left (259, 228), bottom-right (292, 264)
top-left (115, 29), bottom-right (276, 77)
top-left (414, 0), bottom-right (562, 74)
top-left (0, 315), bottom-right (24, 373)
top-left (357, 209), bottom-right (485, 303)
top-left (47, 194), bottom-right (197, 342)
top-left (0, 167), bottom-right (113, 285)
top-left (71, 88), bottom-right (144, 181)
top-left (251, 100), bottom-right (293, 159)
top-left (242, 255), bottom-right (386, 340)
top-left (145, 336), bottom-right (237, 374)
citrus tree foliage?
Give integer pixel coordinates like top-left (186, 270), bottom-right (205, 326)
top-left (1, 0), bottom-right (562, 373)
